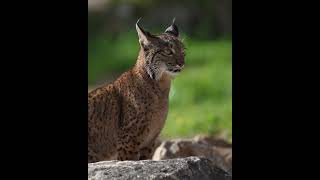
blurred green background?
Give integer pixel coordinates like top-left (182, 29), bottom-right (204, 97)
top-left (88, 0), bottom-right (232, 141)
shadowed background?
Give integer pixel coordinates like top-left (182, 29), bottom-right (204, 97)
top-left (88, 0), bottom-right (232, 141)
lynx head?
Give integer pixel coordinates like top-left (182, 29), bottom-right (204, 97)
top-left (136, 18), bottom-right (186, 80)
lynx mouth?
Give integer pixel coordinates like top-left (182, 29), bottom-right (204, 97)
top-left (167, 68), bottom-right (182, 74)
top-left (166, 64), bottom-right (184, 76)
top-left (165, 68), bottom-right (183, 77)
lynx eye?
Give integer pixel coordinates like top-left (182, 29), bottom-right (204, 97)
top-left (164, 49), bottom-right (173, 56)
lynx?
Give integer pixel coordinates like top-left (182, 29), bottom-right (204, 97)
top-left (88, 19), bottom-right (185, 162)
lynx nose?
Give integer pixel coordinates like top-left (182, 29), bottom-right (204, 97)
top-left (176, 58), bottom-right (185, 68)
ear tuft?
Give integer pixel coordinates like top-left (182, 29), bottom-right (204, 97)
top-left (165, 18), bottom-right (179, 37)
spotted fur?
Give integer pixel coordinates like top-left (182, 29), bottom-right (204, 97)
top-left (88, 19), bottom-right (185, 162)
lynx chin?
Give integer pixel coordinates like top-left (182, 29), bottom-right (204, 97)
top-left (88, 18), bottom-right (186, 162)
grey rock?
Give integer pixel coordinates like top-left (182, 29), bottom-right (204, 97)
top-left (88, 156), bottom-right (231, 180)
top-left (152, 135), bottom-right (232, 174)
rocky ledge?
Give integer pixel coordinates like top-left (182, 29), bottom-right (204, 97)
top-left (152, 135), bottom-right (232, 174)
top-left (88, 156), bottom-right (232, 180)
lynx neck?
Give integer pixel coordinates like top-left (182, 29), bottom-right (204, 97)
top-left (133, 49), bottom-right (171, 93)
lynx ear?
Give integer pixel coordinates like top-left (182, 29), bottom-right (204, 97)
top-left (165, 18), bottom-right (179, 37)
top-left (136, 18), bottom-right (155, 49)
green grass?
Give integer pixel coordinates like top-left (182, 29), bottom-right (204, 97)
top-left (89, 32), bottom-right (232, 142)
top-left (88, 31), bottom-right (139, 84)
top-left (162, 40), bottom-right (232, 141)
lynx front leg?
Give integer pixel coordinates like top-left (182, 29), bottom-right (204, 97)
top-left (139, 141), bottom-right (158, 160)
top-left (116, 137), bottom-right (141, 161)
top-left (117, 148), bottom-right (140, 161)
